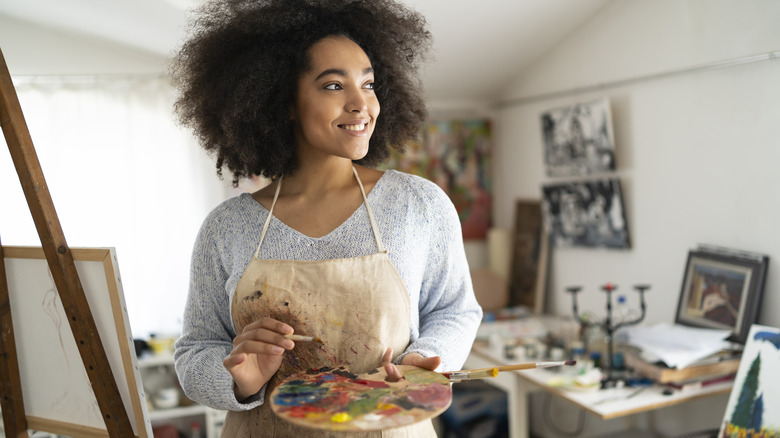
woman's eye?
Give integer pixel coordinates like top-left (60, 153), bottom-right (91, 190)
top-left (324, 83), bottom-right (342, 90)
top-left (363, 82), bottom-right (375, 90)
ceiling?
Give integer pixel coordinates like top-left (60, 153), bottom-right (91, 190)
top-left (0, 0), bottom-right (611, 102)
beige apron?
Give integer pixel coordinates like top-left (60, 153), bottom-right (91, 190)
top-left (222, 167), bottom-right (437, 437)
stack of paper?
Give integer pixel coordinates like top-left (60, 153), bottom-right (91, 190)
top-left (621, 322), bottom-right (733, 369)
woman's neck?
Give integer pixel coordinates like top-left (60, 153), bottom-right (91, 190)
top-left (280, 159), bottom-right (356, 198)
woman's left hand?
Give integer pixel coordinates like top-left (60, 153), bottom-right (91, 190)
top-left (382, 347), bottom-right (441, 382)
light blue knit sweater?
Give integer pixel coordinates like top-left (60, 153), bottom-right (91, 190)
top-left (174, 170), bottom-right (482, 411)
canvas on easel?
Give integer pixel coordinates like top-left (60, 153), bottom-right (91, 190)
top-left (719, 324), bottom-right (780, 437)
top-left (4, 246), bottom-right (152, 438)
top-left (0, 46), bottom-right (147, 437)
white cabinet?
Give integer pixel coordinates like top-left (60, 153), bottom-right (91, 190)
top-left (138, 354), bottom-right (225, 438)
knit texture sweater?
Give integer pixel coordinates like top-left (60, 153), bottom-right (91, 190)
top-left (174, 170), bottom-right (483, 411)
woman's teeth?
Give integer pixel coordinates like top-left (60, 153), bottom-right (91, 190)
top-left (342, 123), bottom-right (366, 131)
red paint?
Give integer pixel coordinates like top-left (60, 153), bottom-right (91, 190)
top-left (286, 404), bottom-right (327, 418)
top-left (378, 406), bottom-right (402, 416)
top-left (350, 379), bottom-right (389, 388)
top-left (404, 384), bottom-right (450, 407)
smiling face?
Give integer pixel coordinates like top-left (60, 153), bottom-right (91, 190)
top-left (292, 36), bottom-right (380, 163)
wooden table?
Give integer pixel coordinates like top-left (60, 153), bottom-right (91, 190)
top-left (464, 343), bottom-right (733, 438)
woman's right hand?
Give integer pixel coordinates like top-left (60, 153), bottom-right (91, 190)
top-left (223, 317), bottom-right (295, 402)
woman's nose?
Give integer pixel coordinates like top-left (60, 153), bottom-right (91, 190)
top-left (345, 88), bottom-right (368, 113)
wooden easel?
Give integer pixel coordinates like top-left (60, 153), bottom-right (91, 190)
top-left (0, 48), bottom-right (135, 437)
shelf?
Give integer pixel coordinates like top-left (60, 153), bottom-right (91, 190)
top-left (138, 353), bottom-right (175, 368)
top-left (149, 404), bottom-right (207, 421)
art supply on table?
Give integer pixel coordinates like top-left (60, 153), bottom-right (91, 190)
top-left (270, 365), bottom-right (451, 431)
top-left (283, 333), bottom-right (322, 342)
top-left (441, 360), bottom-right (576, 381)
top-left (592, 385), bottom-right (647, 405)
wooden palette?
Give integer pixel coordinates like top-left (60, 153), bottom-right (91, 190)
top-left (270, 365), bottom-right (452, 431)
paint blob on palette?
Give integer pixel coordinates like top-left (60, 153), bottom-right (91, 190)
top-left (270, 365), bottom-right (452, 431)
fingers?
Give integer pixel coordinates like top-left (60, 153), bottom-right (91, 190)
top-left (408, 355), bottom-right (442, 371)
top-left (231, 317), bottom-right (295, 356)
top-left (381, 349), bottom-right (443, 382)
top-left (223, 352), bottom-right (246, 368)
top-left (400, 353), bottom-right (442, 371)
top-left (381, 347), bottom-right (393, 365)
top-left (241, 316), bottom-right (294, 337)
top-left (384, 362), bottom-right (404, 382)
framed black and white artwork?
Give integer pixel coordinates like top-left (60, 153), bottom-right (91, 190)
top-left (540, 97), bottom-right (616, 177)
top-left (541, 178), bottom-right (630, 249)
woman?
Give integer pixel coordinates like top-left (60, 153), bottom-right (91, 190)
top-left (172, 0), bottom-right (483, 436)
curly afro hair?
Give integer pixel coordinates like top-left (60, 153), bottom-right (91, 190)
top-left (170, 0), bottom-right (431, 185)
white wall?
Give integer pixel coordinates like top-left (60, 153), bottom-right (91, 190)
top-left (0, 15), bottom-right (232, 339)
top-left (0, 15), bottom-right (167, 75)
top-left (493, 2), bottom-right (780, 434)
top-left (494, 0), bottom-right (780, 328)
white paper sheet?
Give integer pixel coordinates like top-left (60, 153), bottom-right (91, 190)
top-left (622, 322), bottom-right (732, 369)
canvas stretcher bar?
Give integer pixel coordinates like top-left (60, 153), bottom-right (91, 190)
top-left (0, 238), bottom-right (29, 437)
top-left (0, 47), bottom-right (134, 437)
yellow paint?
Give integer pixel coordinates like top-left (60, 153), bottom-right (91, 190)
top-left (330, 412), bottom-right (352, 423)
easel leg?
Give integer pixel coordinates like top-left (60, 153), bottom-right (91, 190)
top-left (0, 47), bottom-right (134, 437)
top-left (0, 239), bottom-right (30, 438)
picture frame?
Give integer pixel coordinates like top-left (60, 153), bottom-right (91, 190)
top-left (675, 247), bottom-right (769, 344)
top-left (540, 97), bottom-right (616, 177)
top-left (541, 177), bottom-right (630, 249)
top-left (509, 200), bottom-right (549, 313)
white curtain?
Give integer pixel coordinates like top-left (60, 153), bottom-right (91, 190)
top-left (1, 76), bottom-right (229, 339)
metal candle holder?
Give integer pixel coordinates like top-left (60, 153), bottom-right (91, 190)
top-left (566, 283), bottom-right (650, 384)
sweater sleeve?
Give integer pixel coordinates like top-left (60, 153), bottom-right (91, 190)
top-left (173, 209), bottom-right (266, 411)
top-left (395, 179), bottom-right (483, 372)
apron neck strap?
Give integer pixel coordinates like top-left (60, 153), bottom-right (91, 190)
top-left (352, 166), bottom-right (385, 253)
top-left (254, 176), bottom-right (283, 258)
top-left (253, 166), bottom-right (385, 258)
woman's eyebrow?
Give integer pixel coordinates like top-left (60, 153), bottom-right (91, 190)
top-left (315, 67), bottom-right (374, 80)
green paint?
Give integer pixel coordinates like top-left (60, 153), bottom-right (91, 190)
top-left (403, 368), bottom-right (448, 385)
top-left (346, 388), bottom-right (393, 417)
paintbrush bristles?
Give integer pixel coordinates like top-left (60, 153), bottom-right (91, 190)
top-left (284, 334), bottom-right (322, 342)
top-left (445, 368), bottom-right (498, 381)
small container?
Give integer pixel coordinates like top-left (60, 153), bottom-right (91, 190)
top-left (153, 387), bottom-right (180, 409)
top-left (589, 351), bottom-right (603, 369)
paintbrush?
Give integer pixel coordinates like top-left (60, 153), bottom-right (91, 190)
top-left (441, 360), bottom-right (576, 381)
top-left (441, 368), bottom-right (499, 381)
top-left (284, 334), bottom-right (323, 343)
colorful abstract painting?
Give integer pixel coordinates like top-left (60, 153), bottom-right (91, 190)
top-left (720, 324), bottom-right (780, 437)
top-left (384, 119), bottom-right (492, 240)
top-left (271, 365), bottom-right (451, 431)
